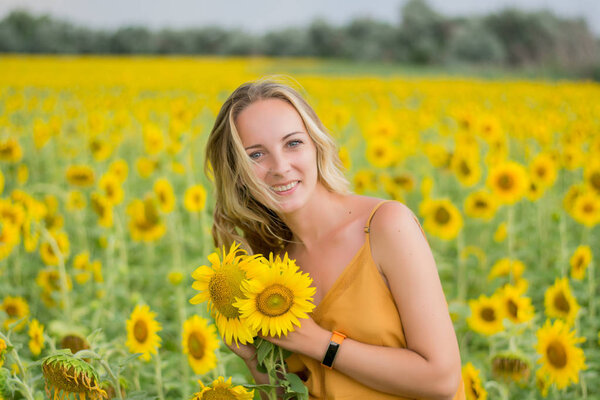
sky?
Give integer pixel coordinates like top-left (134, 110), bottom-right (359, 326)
top-left (0, 0), bottom-right (598, 35)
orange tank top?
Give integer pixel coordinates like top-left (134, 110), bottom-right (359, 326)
top-left (286, 200), bottom-right (466, 400)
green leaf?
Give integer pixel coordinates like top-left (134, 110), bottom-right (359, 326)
top-left (285, 372), bottom-right (308, 396)
top-left (256, 339), bottom-right (274, 365)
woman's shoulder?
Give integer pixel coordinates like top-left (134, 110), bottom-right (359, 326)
top-left (367, 199), bottom-right (423, 244)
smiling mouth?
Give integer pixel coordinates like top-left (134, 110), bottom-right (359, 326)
top-left (271, 181), bottom-right (299, 193)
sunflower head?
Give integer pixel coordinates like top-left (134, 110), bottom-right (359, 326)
top-left (60, 333), bottom-right (90, 356)
top-left (42, 353), bottom-right (108, 400)
top-left (182, 315), bottom-right (219, 375)
top-left (491, 351), bottom-right (531, 384)
top-left (190, 376), bottom-right (254, 400)
top-left (125, 305), bottom-right (162, 361)
top-left (461, 362), bottom-right (487, 400)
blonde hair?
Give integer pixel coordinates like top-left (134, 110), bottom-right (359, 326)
top-left (205, 77), bottom-right (350, 255)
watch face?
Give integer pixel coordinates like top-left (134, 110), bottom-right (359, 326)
top-left (322, 341), bottom-right (341, 368)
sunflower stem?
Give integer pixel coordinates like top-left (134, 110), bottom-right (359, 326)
top-left (507, 206), bottom-right (515, 278)
top-left (584, 227), bottom-right (596, 320)
top-left (154, 351), bottom-right (165, 400)
top-left (175, 283), bottom-right (190, 399)
top-left (456, 228), bottom-right (466, 301)
top-left (11, 376), bottom-right (34, 400)
top-left (40, 226), bottom-right (72, 323)
top-left (98, 358), bottom-right (123, 400)
top-left (1, 332), bottom-right (30, 386)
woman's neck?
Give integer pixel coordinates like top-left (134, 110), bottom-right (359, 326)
top-left (279, 185), bottom-right (349, 251)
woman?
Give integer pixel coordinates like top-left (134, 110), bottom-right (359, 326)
top-left (205, 78), bottom-right (465, 400)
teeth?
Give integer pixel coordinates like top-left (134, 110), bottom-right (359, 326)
top-left (272, 181), bottom-right (298, 192)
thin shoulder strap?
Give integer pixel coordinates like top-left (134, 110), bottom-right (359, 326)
top-left (364, 200), bottom-right (394, 233)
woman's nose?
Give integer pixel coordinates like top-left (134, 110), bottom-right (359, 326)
top-left (268, 152), bottom-right (290, 175)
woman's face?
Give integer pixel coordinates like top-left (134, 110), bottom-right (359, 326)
top-left (236, 98), bottom-right (318, 214)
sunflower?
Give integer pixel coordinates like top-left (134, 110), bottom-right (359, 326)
top-left (486, 161), bottom-right (528, 205)
top-left (462, 362), bottom-right (487, 400)
top-left (0, 138), bottom-right (23, 163)
top-left (143, 123), bottom-right (165, 156)
top-left (153, 178), bottom-right (176, 213)
top-left (488, 258), bottom-right (525, 282)
top-left (353, 169), bottom-right (377, 194)
top-left (66, 190), bottom-right (86, 211)
top-left (544, 277), bottom-right (580, 325)
top-left (136, 157), bottom-right (158, 178)
top-left (535, 368), bottom-right (550, 398)
top-left (0, 222), bottom-right (19, 262)
top-left (39, 230), bottom-right (70, 266)
top-left (584, 161), bottom-right (600, 195)
top-left (467, 294), bottom-right (504, 336)
top-left (184, 185), bottom-right (207, 213)
top-left (126, 197), bottom-right (166, 242)
top-left (190, 243), bottom-right (261, 346)
top-left (182, 315), bottom-right (219, 375)
top-left (28, 318), bottom-right (44, 356)
top-left (493, 222), bottom-right (507, 242)
top-left (570, 245), bottom-right (592, 281)
top-left (450, 152), bottom-right (481, 188)
top-left (108, 159), bottom-right (129, 183)
top-left (0, 338), bottom-right (6, 367)
top-left (535, 319), bottom-right (586, 390)
top-left (0, 199), bottom-right (26, 230)
top-left (420, 198), bottom-right (463, 241)
top-left (495, 284), bottom-right (535, 324)
top-left (529, 153), bottom-right (557, 188)
top-left (98, 173), bottom-right (123, 206)
top-left (42, 354), bottom-right (108, 400)
top-left (424, 143), bottom-right (451, 169)
top-left (66, 165), bottom-right (95, 188)
top-left (1, 296), bottom-right (29, 331)
top-left (190, 376), bottom-right (254, 400)
top-left (570, 191), bottom-right (600, 227)
top-left (60, 333), bottom-right (90, 356)
top-left (235, 253), bottom-right (316, 337)
top-left (365, 137), bottom-right (397, 169)
top-left (491, 351), bottom-right (531, 384)
top-left (464, 190), bottom-right (497, 221)
top-left (125, 305), bottom-right (162, 361)
top-left (90, 193), bottom-right (114, 228)
top-left (563, 184), bottom-right (585, 215)
top-left (36, 268), bottom-right (72, 307)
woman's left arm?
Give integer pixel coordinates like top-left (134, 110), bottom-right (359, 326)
top-left (264, 202), bottom-right (462, 400)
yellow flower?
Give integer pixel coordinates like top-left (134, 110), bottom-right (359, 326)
top-left (421, 176), bottom-right (434, 199)
top-left (488, 258), bottom-right (525, 282)
top-left (365, 137), bottom-right (397, 169)
top-left (168, 271), bottom-right (184, 286)
top-left (17, 164), bottom-right (28, 185)
top-left (108, 159), bottom-right (128, 183)
top-left (0, 337), bottom-right (6, 367)
top-left (451, 152), bottom-right (481, 188)
top-left (493, 222), bottom-right (507, 242)
top-left (66, 190), bottom-right (86, 211)
top-left (486, 161), bottom-right (528, 205)
top-left (464, 190), bottom-right (498, 221)
top-left (526, 180), bottom-right (545, 202)
top-left (563, 184), bottom-right (585, 215)
top-left (544, 277), bottom-right (580, 325)
top-left (89, 137), bottom-right (113, 162)
top-left (0, 222), bottom-right (19, 262)
top-left (143, 123), bottom-right (165, 155)
top-left (235, 253), bottom-right (316, 337)
top-left (0, 138), bottom-right (23, 163)
top-left (190, 376), bottom-right (254, 400)
top-left (352, 169), bottom-right (377, 194)
top-left (584, 161), bottom-right (600, 195)
top-left (90, 193), bottom-right (114, 228)
top-left (98, 173), bottom-right (123, 206)
top-left (420, 198), bottom-right (463, 240)
top-left (66, 165), bottom-right (95, 188)
top-left (491, 351), bottom-right (531, 384)
top-left (73, 251), bottom-right (94, 284)
top-left (462, 362), bottom-right (487, 400)
top-left (570, 191), bottom-right (600, 227)
top-left (154, 178), bottom-right (176, 213)
top-left (184, 185), bottom-right (207, 213)
top-left (39, 230), bottom-right (70, 266)
top-left (28, 318), bottom-right (44, 356)
top-left (570, 245), bottom-right (592, 281)
top-left (136, 157), bottom-right (157, 178)
top-left (467, 294), bottom-right (504, 336)
top-left (42, 353), bottom-right (108, 399)
top-left (535, 319), bottom-right (586, 390)
top-left (36, 267), bottom-right (72, 296)
top-left (1, 295), bottom-right (29, 331)
top-left (125, 305), bottom-right (162, 361)
top-left (182, 315), bottom-right (219, 375)
top-left (424, 143), bottom-right (451, 168)
top-left (190, 243), bottom-right (261, 346)
top-left (529, 153), bottom-right (557, 188)
top-left (495, 284), bottom-right (535, 324)
top-left (126, 196), bottom-right (166, 242)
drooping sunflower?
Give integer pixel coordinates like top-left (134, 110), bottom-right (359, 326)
top-left (464, 190), bottom-right (498, 221)
top-left (570, 245), bottom-right (592, 281)
top-left (420, 198), bottom-right (463, 241)
top-left (1, 295), bottom-right (29, 331)
top-left (544, 277), bottom-right (580, 325)
top-left (495, 284), bottom-right (535, 324)
top-left (535, 319), bottom-right (586, 390)
top-left (65, 165), bottom-right (95, 188)
top-left (42, 353), bottom-right (108, 400)
top-left (190, 376), bottom-right (254, 400)
top-left (235, 253), bottom-right (316, 337)
top-left (184, 185), bottom-right (207, 213)
top-left (570, 191), bottom-right (600, 227)
top-left (467, 294), bottom-right (504, 336)
top-left (60, 333), bottom-right (90, 356)
top-left (125, 305), bottom-right (162, 361)
top-left (190, 243), bottom-right (261, 346)
top-left (462, 362), bottom-right (487, 400)
top-left (153, 178), bottom-right (176, 213)
top-left (28, 318), bottom-right (44, 356)
top-left (182, 315), bottom-right (219, 375)
top-left (486, 161), bottom-right (528, 205)
top-left (491, 351), bottom-right (531, 384)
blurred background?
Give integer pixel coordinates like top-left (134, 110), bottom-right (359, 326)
top-left (1, 0), bottom-right (599, 80)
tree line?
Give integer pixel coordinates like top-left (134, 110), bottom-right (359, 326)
top-left (1, 0), bottom-right (599, 78)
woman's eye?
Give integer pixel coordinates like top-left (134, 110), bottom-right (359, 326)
top-left (249, 151), bottom-right (262, 160)
top-left (288, 140), bottom-right (302, 148)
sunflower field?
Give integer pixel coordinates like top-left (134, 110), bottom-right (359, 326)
top-left (0, 56), bottom-right (599, 400)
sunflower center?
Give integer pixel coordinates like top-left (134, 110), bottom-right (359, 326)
top-left (5, 305), bottom-right (17, 316)
top-left (459, 160), bottom-right (471, 175)
top-left (536, 166), bottom-right (547, 178)
top-left (553, 292), bottom-right (570, 313)
top-left (133, 320), bottom-right (148, 343)
top-left (497, 174), bottom-right (514, 190)
top-left (583, 202), bottom-right (594, 214)
top-left (208, 265), bottom-right (245, 319)
top-left (187, 332), bottom-right (205, 360)
top-left (256, 284), bottom-right (294, 317)
top-left (507, 299), bottom-right (518, 318)
top-left (474, 199), bottom-right (488, 209)
top-left (480, 307), bottom-right (496, 322)
top-left (434, 207), bottom-right (451, 224)
top-left (590, 172), bottom-right (600, 190)
top-left (202, 387), bottom-right (237, 399)
top-left (574, 256), bottom-right (584, 270)
top-left (546, 340), bottom-right (567, 368)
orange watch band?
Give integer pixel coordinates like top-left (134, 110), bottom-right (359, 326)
top-left (321, 331), bottom-right (346, 369)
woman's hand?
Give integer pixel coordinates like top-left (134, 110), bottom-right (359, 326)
top-left (258, 316), bottom-right (331, 361)
top-left (225, 340), bottom-right (257, 364)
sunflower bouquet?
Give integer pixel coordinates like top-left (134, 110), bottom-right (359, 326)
top-left (190, 242), bottom-right (315, 400)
